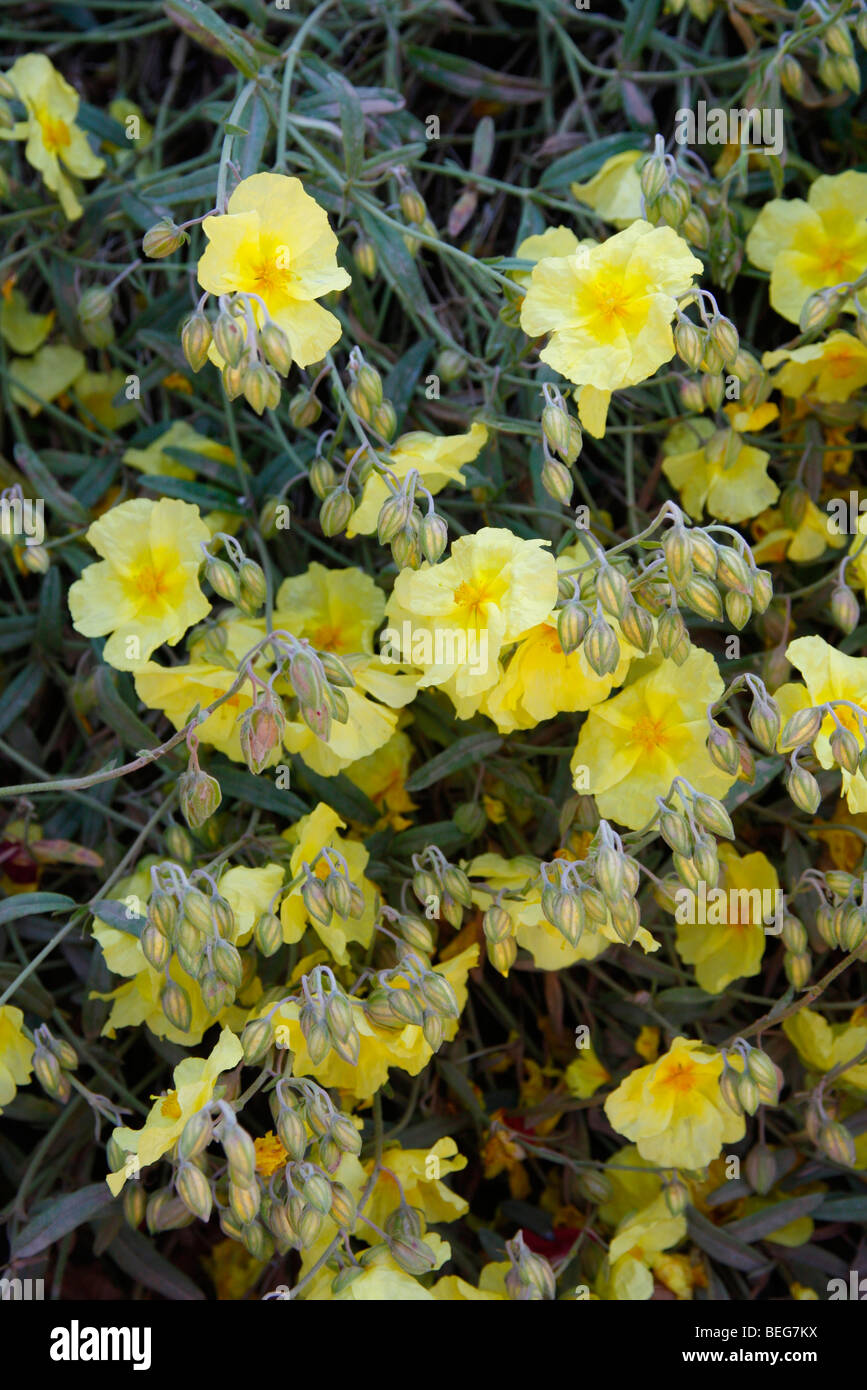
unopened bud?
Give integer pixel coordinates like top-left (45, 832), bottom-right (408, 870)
top-left (142, 218), bottom-right (187, 258)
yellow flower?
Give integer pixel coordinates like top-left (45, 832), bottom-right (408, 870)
top-left (604, 1036), bottom-right (746, 1169)
top-left (124, 421), bottom-right (239, 481)
top-left (511, 226), bottom-right (593, 290)
top-left (197, 172), bottom-right (351, 369)
top-left (635, 1026), bottom-right (660, 1063)
top-left (783, 1008), bottom-right (867, 1094)
top-left (520, 221), bottom-right (702, 437)
top-left (848, 513), bottom-right (867, 593)
top-left (347, 422), bottom-right (488, 537)
top-left (746, 172), bottom-right (867, 324)
top-left (431, 1274), bottom-right (507, 1300)
top-left (134, 657), bottom-right (260, 765)
top-left (764, 332), bottom-right (867, 403)
top-left (572, 647), bottom-right (736, 830)
top-left (280, 658), bottom-right (415, 777)
top-left (0, 1005), bottom-right (35, 1112)
top-left (106, 1027), bottom-right (242, 1195)
top-left (752, 498), bottom-right (845, 564)
top-left (571, 150), bottom-right (644, 228)
top-left (482, 1112), bottom-right (530, 1197)
top-left (254, 1132), bottom-right (289, 1177)
top-left (279, 803), bottom-right (377, 965)
top-left (9, 343), bottom-right (85, 416)
top-left (661, 416), bottom-right (779, 524)
top-left (362, 1138), bottom-right (468, 1230)
top-left (69, 497), bottom-right (211, 671)
top-left (608, 1192), bottom-right (687, 1268)
top-left (343, 730), bottom-right (417, 830)
top-left (274, 562), bottom-right (385, 654)
top-left (674, 844), bottom-right (778, 994)
top-left (481, 615), bottom-right (637, 733)
top-left (73, 369), bottom-right (139, 430)
top-left (106, 99), bottom-right (153, 153)
top-left (385, 527), bottom-right (558, 714)
top-left (0, 288), bottom-right (54, 354)
top-left (202, 1238), bottom-right (267, 1301)
top-left (778, 635), bottom-right (867, 813)
top-left (0, 54), bottom-right (104, 219)
top-left (269, 946), bottom-right (478, 1103)
top-left (217, 863), bottom-right (285, 945)
top-left (565, 1042), bottom-right (611, 1098)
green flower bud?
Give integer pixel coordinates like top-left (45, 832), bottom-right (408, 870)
top-left (181, 310), bottom-right (213, 372)
top-left (161, 980), bottom-right (192, 1033)
top-left (584, 611), bottom-right (620, 676)
top-left (142, 218), bottom-right (188, 259)
top-left (786, 763), bottom-right (821, 814)
top-left (176, 1162), bottom-right (213, 1221)
top-left (178, 767), bottom-right (222, 831)
top-left (320, 487), bottom-right (354, 537)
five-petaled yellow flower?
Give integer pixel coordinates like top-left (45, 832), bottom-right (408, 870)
top-left (197, 171), bottom-right (351, 369)
top-left (69, 497), bottom-right (211, 671)
top-left (0, 54), bottom-right (105, 220)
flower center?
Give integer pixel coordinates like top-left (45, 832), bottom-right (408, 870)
top-left (591, 274), bottom-right (633, 323)
top-left (38, 112), bottom-right (71, 153)
top-left (135, 563), bottom-right (170, 601)
top-left (250, 252), bottom-right (289, 297)
top-left (828, 349), bottom-right (858, 378)
top-left (630, 715), bottom-right (668, 752)
top-left (159, 1091), bottom-right (182, 1120)
top-left (658, 1060), bottom-right (697, 1094)
top-left (453, 578), bottom-right (498, 617)
top-left (311, 622), bottom-right (344, 652)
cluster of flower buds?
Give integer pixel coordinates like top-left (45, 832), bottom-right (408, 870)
top-left (297, 965), bottom-right (362, 1066)
top-left (238, 684), bottom-right (286, 775)
top-left (172, 1105), bottom-right (217, 1224)
top-left (779, 697), bottom-right (866, 816)
top-left (482, 896), bottom-right (519, 976)
top-left (374, 463), bottom-right (448, 569)
top-left (270, 1076), bottom-right (361, 1174)
top-left (364, 940), bottom-right (460, 1051)
top-left (778, 908), bottom-right (812, 988)
top-left (201, 532), bottom-right (267, 616)
top-left (540, 820), bottom-right (643, 947)
top-left (719, 1040), bottom-right (781, 1117)
top-left (540, 383), bottom-right (582, 504)
top-left (31, 1024), bottom-right (78, 1104)
top-left (673, 296), bottom-right (740, 406)
top-left (180, 288), bottom-right (291, 414)
top-left (266, 630), bottom-right (355, 744)
top-left (781, 12), bottom-right (862, 103)
top-left (659, 515), bottom-right (773, 642)
top-left (142, 862), bottom-right (254, 1029)
top-left (639, 140), bottom-right (695, 235)
top-left (411, 846), bottom-right (473, 930)
top-left (655, 777), bottom-right (735, 894)
top-left (504, 1230), bottom-right (557, 1301)
top-left (300, 845), bottom-right (365, 932)
top-left (346, 347), bottom-right (396, 440)
top-left (812, 869), bottom-right (867, 956)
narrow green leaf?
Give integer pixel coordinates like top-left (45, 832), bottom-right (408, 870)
top-left (107, 1225), bottom-right (206, 1300)
top-left (686, 1208), bottom-right (770, 1272)
top-left (0, 892), bottom-right (75, 926)
top-left (724, 1194), bottom-right (824, 1244)
top-left (0, 664), bottom-right (45, 736)
top-left (12, 1183), bottom-right (114, 1258)
top-left (406, 732), bottom-right (503, 792)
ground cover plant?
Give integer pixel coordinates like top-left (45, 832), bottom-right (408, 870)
top-left (1, 0), bottom-right (867, 1305)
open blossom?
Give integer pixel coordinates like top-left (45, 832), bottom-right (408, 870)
top-left (605, 1036), bottom-right (746, 1169)
top-left (570, 149), bottom-right (644, 228)
top-left (661, 404), bottom-right (779, 525)
top-left (746, 171), bottom-right (867, 324)
top-left (775, 636), bottom-right (867, 813)
top-left (0, 54), bottom-right (104, 219)
top-left (572, 646), bottom-right (736, 831)
top-left (763, 332), bottom-right (867, 403)
top-left (673, 845), bottom-right (778, 995)
top-left (0, 1006), bottom-right (35, 1113)
top-left (385, 527), bottom-right (558, 715)
top-left (520, 220), bottom-right (702, 437)
top-left (69, 497), bottom-right (211, 671)
top-left (347, 422), bottom-right (488, 537)
top-left (105, 1028), bottom-right (243, 1195)
top-left (197, 172), bottom-right (351, 369)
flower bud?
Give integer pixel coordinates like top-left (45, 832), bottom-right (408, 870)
top-left (639, 152), bottom-right (667, 203)
top-left (354, 237), bottom-right (376, 277)
top-left (780, 706), bottom-right (823, 752)
top-left (745, 1142), bottom-right (777, 1196)
top-left (182, 311), bottom-right (213, 372)
top-left (178, 767), bottom-right (222, 830)
top-left (674, 317), bottom-right (705, 370)
top-left (176, 1162), bottom-right (213, 1221)
top-left (692, 794), bottom-right (735, 840)
top-left (682, 574), bottom-right (723, 622)
top-left (372, 400), bottom-right (397, 439)
top-left (320, 487), bottom-right (354, 536)
top-left (719, 1066), bottom-right (743, 1115)
top-left (400, 187), bottom-right (426, 225)
top-left (662, 524), bottom-right (693, 587)
top-left (161, 980), bottom-right (192, 1033)
top-left (831, 583), bottom-right (859, 635)
top-left (830, 724), bottom-right (861, 775)
top-left (786, 763), bottom-right (821, 815)
top-left (488, 934), bottom-right (517, 976)
top-left (657, 608), bottom-right (689, 664)
top-left (707, 720), bottom-right (740, 776)
top-left (737, 1073), bottom-right (760, 1115)
top-left (213, 310), bottom-right (246, 368)
top-left (557, 601), bottom-right (589, 654)
top-left (239, 697), bottom-right (285, 774)
top-left (664, 1176), bottom-right (689, 1216)
top-left (819, 1120), bottom-right (856, 1167)
top-left (709, 315), bottom-right (739, 368)
top-left (142, 218), bottom-right (188, 258)
top-left (541, 457), bottom-right (573, 505)
top-left (584, 611), bottom-right (620, 676)
top-left (596, 565), bottom-right (632, 620)
top-left (419, 511), bottom-right (448, 564)
top-left (483, 904), bottom-right (513, 944)
top-left (141, 921), bottom-right (172, 971)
